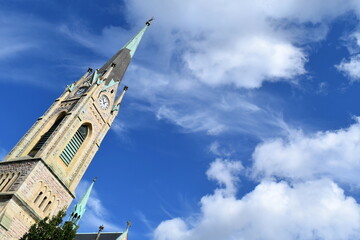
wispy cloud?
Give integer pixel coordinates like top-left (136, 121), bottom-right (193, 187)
top-left (136, 211), bottom-right (155, 232)
top-left (209, 141), bottom-right (234, 157)
top-left (335, 31), bottom-right (360, 81)
top-left (0, 10), bottom-right (103, 90)
top-left (0, 12), bottom-right (39, 60)
top-left (119, 64), bottom-right (292, 139)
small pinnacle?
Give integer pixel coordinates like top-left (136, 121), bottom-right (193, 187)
top-left (146, 17), bottom-right (154, 26)
top-left (111, 63), bottom-right (116, 67)
top-left (124, 86), bottom-right (129, 91)
top-left (93, 177), bottom-right (97, 182)
top-left (127, 221), bottom-right (132, 228)
top-left (87, 68), bottom-right (93, 73)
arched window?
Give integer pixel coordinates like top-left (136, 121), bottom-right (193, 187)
top-left (60, 124), bottom-right (89, 166)
top-left (34, 191), bottom-right (43, 204)
top-left (0, 172), bottom-right (19, 192)
top-left (0, 174), bottom-right (8, 189)
top-left (39, 196), bottom-right (47, 208)
top-left (0, 173), bottom-right (13, 191)
top-left (8, 172), bottom-right (21, 192)
top-left (44, 201), bottom-right (52, 212)
top-left (29, 114), bottom-right (66, 157)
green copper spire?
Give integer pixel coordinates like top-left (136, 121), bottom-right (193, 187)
top-left (116, 221), bottom-right (131, 240)
top-left (68, 178), bottom-right (96, 225)
top-left (123, 17), bottom-right (154, 58)
top-left (98, 18), bottom-right (153, 83)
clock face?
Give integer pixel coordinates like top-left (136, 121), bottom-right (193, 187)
top-left (75, 86), bottom-right (88, 95)
top-left (99, 95), bottom-right (110, 110)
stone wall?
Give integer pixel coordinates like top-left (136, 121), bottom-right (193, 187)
top-left (0, 159), bottom-right (73, 239)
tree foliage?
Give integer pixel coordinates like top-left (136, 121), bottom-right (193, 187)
top-left (20, 209), bottom-right (78, 240)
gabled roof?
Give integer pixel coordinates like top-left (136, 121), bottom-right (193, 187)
top-left (75, 232), bottom-right (125, 240)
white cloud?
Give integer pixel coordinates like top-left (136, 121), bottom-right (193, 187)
top-left (154, 163), bottom-right (360, 240)
top-left (336, 56), bottom-right (360, 80)
top-left (209, 142), bottom-right (221, 156)
top-left (336, 32), bottom-right (360, 81)
top-left (184, 37), bottom-right (306, 88)
top-left (354, 32), bottom-right (360, 47)
top-left (206, 159), bottom-right (243, 195)
top-left (123, 0), bottom-right (359, 89)
top-left (252, 117), bottom-right (360, 184)
top-left (209, 142), bottom-right (234, 157)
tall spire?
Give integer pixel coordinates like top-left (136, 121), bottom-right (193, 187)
top-left (98, 18), bottom-right (153, 83)
top-left (123, 17), bottom-right (153, 58)
top-left (68, 178), bottom-right (96, 225)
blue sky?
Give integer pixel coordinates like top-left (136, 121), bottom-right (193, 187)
top-left (3, 0), bottom-right (360, 239)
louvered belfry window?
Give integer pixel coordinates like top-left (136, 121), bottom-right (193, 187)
top-left (60, 125), bottom-right (88, 166)
top-left (29, 115), bottom-right (65, 157)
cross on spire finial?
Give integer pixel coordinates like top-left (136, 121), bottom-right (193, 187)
top-left (146, 17), bottom-right (154, 26)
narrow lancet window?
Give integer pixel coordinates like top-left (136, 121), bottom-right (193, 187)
top-left (0, 172), bottom-right (15, 192)
top-left (29, 114), bottom-right (66, 157)
top-left (39, 196), bottom-right (47, 208)
top-left (60, 125), bottom-right (88, 166)
top-left (44, 201), bottom-right (52, 212)
top-left (34, 192), bottom-right (43, 204)
top-left (0, 174), bottom-right (8, 189)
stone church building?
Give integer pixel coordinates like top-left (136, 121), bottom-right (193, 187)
top-left (0, 18), bottom-right (153, 240)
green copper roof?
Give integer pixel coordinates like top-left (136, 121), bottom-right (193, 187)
top-left (98, 18), bottom-right (153, 84)
top-left (68, 179), bottom-right (96, 225)
top-left (122, 25), bottom-right (148, 58)
top-left (122, 18), bottom-right (154, 58)
top-left (116, 229), bottom-right (128, 240)
top-left (116, 222), bottom-right (131, 240)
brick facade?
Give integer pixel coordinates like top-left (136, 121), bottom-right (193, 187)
top-left (0, 160), bottom-right (73, 240)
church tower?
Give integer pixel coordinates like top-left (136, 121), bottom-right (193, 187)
top-left (0, 18), bottom-right (153, 239)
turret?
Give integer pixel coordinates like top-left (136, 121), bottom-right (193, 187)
top-left (68, 178), bottom-right (96, 225)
